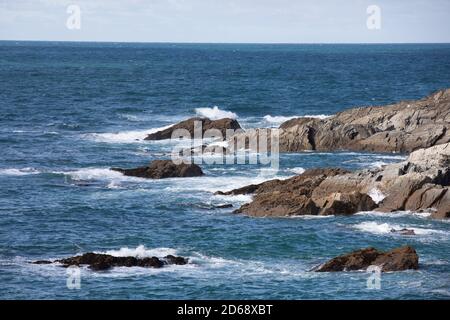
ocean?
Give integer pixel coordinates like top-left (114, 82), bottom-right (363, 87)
top-left (0, 42), bottom-right (449, 299)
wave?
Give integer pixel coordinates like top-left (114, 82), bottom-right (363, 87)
top-left (0, 167), bottom-right (41, 176)
top-left (61, 168), bottom-right (125, 181)
top-left (355, 210), bottom-right (432, 218)
top-left (352, 221), bottom-right (446, 236)
top-left (84, 124), bottom-right (173, 143)
top-left (195, 106), bottom-right (237, 120)
top-left (289, 167), bottom-right (305, 175)
top-left (99, 245), bottom-right (177, 258)
top-left (367, 188), bottom-right (385, 204)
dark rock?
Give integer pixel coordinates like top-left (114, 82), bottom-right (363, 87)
top-left (112, 159), bottom-right (203, 179)
top-left (315, 246), bottom-right (419, 272)
top-left (144, 117), bottom-right (242, 141)
top-left (32, 252), bottom-right (188, 271)
top-left (32, 260), bottom-right (53, 265)
top-left (390, 228), bottom-right (416, 236)
top-left (165, 255), bottom-right (188, 265)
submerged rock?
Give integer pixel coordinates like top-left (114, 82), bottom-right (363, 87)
top-left (111, 159), bottom-right (203, 179)
top-left (144, 117), bottom-right (242, 141)
top-left (315, 246), bottom-right (419, 272)
top-left (32, 252), bottom-right (188, 270)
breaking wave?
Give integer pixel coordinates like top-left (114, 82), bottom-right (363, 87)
top-left (195, 106), bottom-right (237, 120)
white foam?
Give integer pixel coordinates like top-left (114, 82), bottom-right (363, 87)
top-left (371, 161), bottom-right (388, 169)
top-left (213, 194), bottom-right (253, 204)
top-left (263, 114), bottom-right (331, 126)
top-left (0, 167), bottom-right (41, 176)
top-left (289, 167), bottom-right (306, 175)
top-left (195, 106), bottom-right (237, 120)
top-left (100, 245), bottom-right (177, 258)
top-left (368, 188), bottom-right (385, 204)
top-left (353, 221), bottom-right (442, 235)
top-left (355, 210), bottom-right (432, 218)
top-left (84, 124), bottom-right (173, 143)
top-left (61, 168), bottom-right (126, 181)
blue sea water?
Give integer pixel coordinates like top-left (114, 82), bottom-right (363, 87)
top-left (0, 42), bottom-right (449, 299)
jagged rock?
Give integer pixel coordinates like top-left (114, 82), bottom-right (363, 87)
top-left (144, 117), bottom-right (242, 141)
top-left (318, 192), bottom-right (377, 216)
top-left (234, 192), bottom-right (319, 217)
top-left (315, 246), bottom-right (419, 272)
top-left (111, 160), bottom-right (203, 179)
top-left (249, 89), bottom-right (450, 154)
top-left (225, 143), bottom-right (450, 219)
top-left (32, 252), bottom-right (188, 270)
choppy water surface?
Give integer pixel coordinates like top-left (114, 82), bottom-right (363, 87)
top-left (0, 42), bottom-right (449, 299)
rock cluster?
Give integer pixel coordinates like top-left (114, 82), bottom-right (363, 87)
top-left (219, 143), bottom-right (450, 218)
top-left (33, 252), bottom-right (188, 271)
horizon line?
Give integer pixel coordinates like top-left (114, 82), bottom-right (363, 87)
top-left (1, 39), bottom-right (450, 45)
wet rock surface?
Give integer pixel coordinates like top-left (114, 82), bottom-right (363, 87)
top-left (315, 246), bottom-right (419, 272)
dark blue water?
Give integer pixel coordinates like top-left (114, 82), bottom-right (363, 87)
top-left (0, 42), bottom-right (449, 299)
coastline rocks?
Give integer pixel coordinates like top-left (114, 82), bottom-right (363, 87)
top-left (390, 228), bottom-right (416, 236)
top-left (144, 117), bottom-right (242, 141)
top-left (272, 89), bottom-right (450, 153)
top-left (222, 143), bottom-right (450, 218)
top-left (111, 160), bottom-right (203, 179)
top-left (315, 246), bottom-right (419, 272)
top-left (32, 252), bottom-right (188, 271)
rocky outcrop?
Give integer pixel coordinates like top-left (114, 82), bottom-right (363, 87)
top-left (315, 246), bottom-right (419, 272)
top-left (33, 253), bottom-right (188, 271)
top-left (228, 89), bottom-right (450, 154)
top-left (111, 160), bottom-right (203, 179)
top-left (221, 143), bottom-right (450, 218)
top-left (144, 117), bottom-right (242, 141)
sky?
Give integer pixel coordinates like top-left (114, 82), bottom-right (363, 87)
top-left (1, 0), bottom-right (449, 43)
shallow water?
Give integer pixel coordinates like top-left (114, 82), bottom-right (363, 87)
top-left (0, 42), bottom-right (449, 299)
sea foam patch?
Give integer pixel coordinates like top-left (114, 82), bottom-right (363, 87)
top-left (84, 124), bottom-right (173, 143)
top-left (195, 106), bottom-right (237, 120)
top-left (0, 168), bottom-right (41, 176)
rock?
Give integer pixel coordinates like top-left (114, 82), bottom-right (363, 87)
top-left (390, 228), bottom-right (416, 236)
top-left (32, 252), bottom-right (188, 270)
top-left (32, 260), bottom-right (53, 265)
top-left (270, 89), bottom-right (450, 153)
top-left (164, 255), bottom-right (188, 265)
top-left (315, 246), bottom-right (419, 272)
top-left (144, 117), bottom-right (242, 141)
top-left (228, 143), bottom-right (450, 219)
top-left (235, 193), bottom-right (319, 217)
top-left (230, 168), bottom-right (351, 217)
top-left (111, 160), bottom-right (203, 179)
top-left (318, 192), bottom-right (377, 216)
